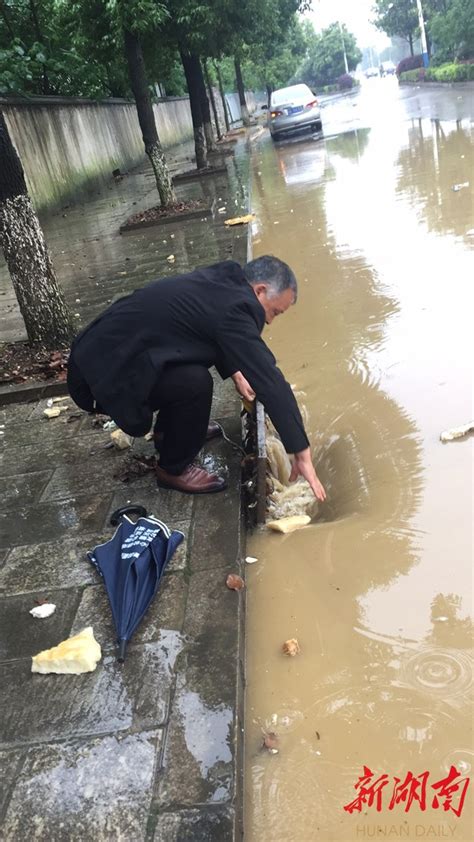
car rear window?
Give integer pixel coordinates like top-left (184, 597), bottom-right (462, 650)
top-left (271, 85), bottom-right (312, 106)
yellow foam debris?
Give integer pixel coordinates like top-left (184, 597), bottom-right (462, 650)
top-left (266, 515), bottom-right (311, 534)
top-left (224, 214), bottom-right (255, 226)
top-left (31, 627), bottom-right (102, 675)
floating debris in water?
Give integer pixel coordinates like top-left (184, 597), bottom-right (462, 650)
top-left (440, 421), bottom-right (474, 442)
top-left (263, 732), bottom-right (279, 754)
top-left (245, 556), bottom-right (258, 564)
top-left (224, 213), bottom-right (255, 226)
top-left (452, 182), bottom-right (469, 192)
top-left (282, 638), bottom-right (301, 656)
top-left (167, 254), bottom-right (176, 263)
top-left (226, 573), bottom-right (245, 591)
top-left (267, 515), bottom-right (311, 533)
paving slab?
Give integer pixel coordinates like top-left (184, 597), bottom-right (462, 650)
top-left (1, 731), bottom-right (160, 841)
top-left (151, 805), bottom-right (234, 841)
top-left (0, 494), bottom-right (113, 550)
top-left (2, 413), bottom-right (85, 447)
top-left (0, 587), bottom-right (81, 661)
top-left (0, 532), bottom-right (109, 594)
top-left (106, 481), bottom-right (195, 526)
top-left (1, 429), bottom-right (120, 476)
top-left (0, 749), bottom-right (25, 821)
top-left (39, 453), bottom-right (137, 502)
top-left (0, 470), bottom-right (53, 511)
top-left (0, 634), bottom-right (183, 746)
top-left (154, 630), bottom-right (237, 808)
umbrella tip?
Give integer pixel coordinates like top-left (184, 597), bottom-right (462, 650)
top-left (117, 640), bottom-right (127, 662)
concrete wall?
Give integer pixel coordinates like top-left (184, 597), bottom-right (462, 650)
top-left (1, 96), bottom-right (194, 210)
top-left (225, 90), bottom-right (266, 123)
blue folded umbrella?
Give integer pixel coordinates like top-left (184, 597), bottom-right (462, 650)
top-left (88, 506), bottom-right (184, 660)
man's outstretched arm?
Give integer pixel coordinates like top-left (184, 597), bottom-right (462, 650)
top-left (215, 304), bottom-right (326, 501)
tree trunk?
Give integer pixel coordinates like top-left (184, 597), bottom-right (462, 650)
top-left (408, 34), bottom-right (414, 56)
top-left (123, 29), bottom-right (176, 206)
top-left (266, 83), bottom-right (273, 107)
top-left (203, 59), bottom-right (222, 141)
top-left (180, 50), bottom-right (207, 169)
top-left (0, 111), bottom-right (73, 347)
top-left (196, 57), bottom-right (216, 152)
top-left (214, 61), bottom-right (230, 133)
top-left (234, 58), bottom-right (250, 127)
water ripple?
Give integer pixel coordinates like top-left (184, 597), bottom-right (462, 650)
top-left (400, 648), bottom-right (473, 699)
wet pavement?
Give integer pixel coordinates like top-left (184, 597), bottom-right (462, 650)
top-left (0, 145), bottom-right (250, 840)
top-left (244, 80), bottom-right (473, 840)
top-left (0, 139), bottom-right (251, 342)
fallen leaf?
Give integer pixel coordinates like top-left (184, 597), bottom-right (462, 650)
top-left (226, 573), bottom-right (245, 591)
top-left (282, 638), bottom-right (300, 656)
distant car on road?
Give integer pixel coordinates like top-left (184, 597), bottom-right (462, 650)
top-left (365, 66), bottom-right (379, 78)
top-left (268, 84), bottom-right (322, 142)
top-left (381, 61), bottom-right (396, 76)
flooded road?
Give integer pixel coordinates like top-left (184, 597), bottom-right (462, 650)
top-left (244, 80), bottom-right (473, 841)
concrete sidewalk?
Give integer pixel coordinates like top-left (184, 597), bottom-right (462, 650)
top-left (0, 149), bottom-right (249, 841)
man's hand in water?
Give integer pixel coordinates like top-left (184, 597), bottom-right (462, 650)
top-left (289, 447), bottom-right (327, 502)
top-left (232, 371), bottom-right (256, 403)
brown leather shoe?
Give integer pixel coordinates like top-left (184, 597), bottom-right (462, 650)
top-left (155, 463), bottom-right (227, 494)
top-left (205, 421), bottom-right (223, 441)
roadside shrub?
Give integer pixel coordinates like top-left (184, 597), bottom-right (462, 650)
top-left (425, 62), bottom-right (474, 81)
top-left (337, 73), bottom-right (354, 90)
top-left (399, 68), bottom-right (426, 83)
top-left (396, 55), bottom-right (424, 76)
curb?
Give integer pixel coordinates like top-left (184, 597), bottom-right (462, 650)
top-left (0, 377), bottom-right (69, 407)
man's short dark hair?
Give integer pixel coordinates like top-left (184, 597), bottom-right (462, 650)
top-left (244, 255), bottom-right (297, 301)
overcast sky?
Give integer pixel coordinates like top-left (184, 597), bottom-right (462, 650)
top-left (303, 0), bottom-right (390, 49)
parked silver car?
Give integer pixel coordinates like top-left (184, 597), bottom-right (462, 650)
top-left (268, 84), bottom-right (322, 141)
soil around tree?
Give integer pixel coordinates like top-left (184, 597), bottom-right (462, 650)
top-left (0, 342), bottom-right (69, 386)
top-left (120, 199), bottom-right (210, 231)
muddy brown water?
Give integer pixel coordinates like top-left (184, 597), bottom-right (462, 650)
top-left (244, 81), bottom-right (473, 841)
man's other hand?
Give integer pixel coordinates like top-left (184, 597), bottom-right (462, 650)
top-left (232, 371), bottom-right (256, 402)
top-left (289, 447), bottom-right (327, 502)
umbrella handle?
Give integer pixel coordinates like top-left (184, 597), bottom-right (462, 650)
top-left (110, 505), bottom-right (148, 526)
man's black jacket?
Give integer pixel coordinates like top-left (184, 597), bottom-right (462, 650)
top-left (69, 260), bottom-right (309, 453)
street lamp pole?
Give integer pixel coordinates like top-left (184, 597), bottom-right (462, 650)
top-left (415, 0), bottom-right (429, 67)
top-left (338, 20), bottom-right (349, 74)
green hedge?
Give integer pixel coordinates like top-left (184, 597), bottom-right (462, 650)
top-left (399, 68), bottom-right (425, 82)
top-left (425, 62), bottom-right (474, 81)
top-left (400, 62), bottom-right (474, 83)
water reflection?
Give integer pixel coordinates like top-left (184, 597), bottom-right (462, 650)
top-left (396, 119), bottom-right (473, 240)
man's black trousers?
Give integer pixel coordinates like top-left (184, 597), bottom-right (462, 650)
top-left (149, 364), bottom-right (213, 474)
top-left (68, 360), bottom-right (213, 475)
